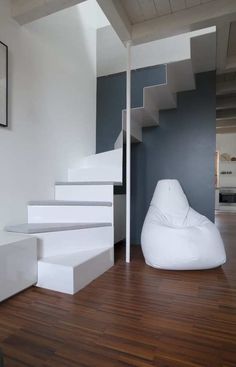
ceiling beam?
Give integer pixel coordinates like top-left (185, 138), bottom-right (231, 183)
top-left (216, 117), bottom-right (236, 133)
top-left (217, 118), bottom-right (236, 128)
top-left (216, 95), bottom-right (236, 110)
top-left (96, 0), bottom-right (132, 44)
top-left (11, 0), bottom-right (86, 25)
top-left (216, 126), bottom-right (236, 133)
top-left (216, 109), bottom-right (236, 120)
top-left (217, 80), bottom-right (236, 95)
top-left (131, 0), bottom-right (236, 45)
top-left (216, 22), bottom-right (230, 73)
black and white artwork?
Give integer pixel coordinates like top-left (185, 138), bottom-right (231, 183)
top-left (0, 41), bottom-right (8, 127)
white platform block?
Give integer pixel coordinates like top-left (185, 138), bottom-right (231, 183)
top-left (55, 183), bottom-right (113, 202)
top-left (35, 225), bottom-right (113, 258)
top-left (37, 247), bottom-right (114, 294)
top-left (0, 232), bottom-right (37, 302)
top-left (28, 202), bottom-right (113, 224)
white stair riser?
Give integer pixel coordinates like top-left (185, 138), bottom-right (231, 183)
top-left (167, 59), bottom-right (195, 93)
top-left (68, 167), bottom-right (122, 183)
top-left (78, 148), bottom-right (122, 169)
top-left (144, 85), bottom-right (177, 114)
top-left (28, 205), bottom-right (113, 224)
top-left (35, 226), bottom-right (113, 258)
top-left (55, 185), bottom-right (113, 202)
top-left (69, 148), bottom-right (123, 183)
top-left (37, 248), bottom-right (114, 294)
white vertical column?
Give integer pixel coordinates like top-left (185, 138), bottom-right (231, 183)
top-left (126, 41), bottom-right (131, 263)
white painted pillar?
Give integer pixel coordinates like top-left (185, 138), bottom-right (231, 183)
top-left (126, 41), bottom-right (131, 263)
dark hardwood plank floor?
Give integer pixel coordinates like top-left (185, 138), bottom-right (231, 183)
top-left (0, 212), bottom-right (236, 366)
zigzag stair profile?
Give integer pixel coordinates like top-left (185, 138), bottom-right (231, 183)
top-left (5, 30), bottom-right (213, 294)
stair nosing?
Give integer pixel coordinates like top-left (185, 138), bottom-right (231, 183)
top-left (55, 181), bottom-right (121, 186)
top-left (5, 222), bottom-right (112, 234)
top-left (28, 200), bottom-right (112, 207)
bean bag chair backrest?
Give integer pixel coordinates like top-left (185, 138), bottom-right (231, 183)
top-left (150, 179), bottom-right (190, 227)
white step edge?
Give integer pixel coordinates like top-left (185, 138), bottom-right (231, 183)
top-left (28, 200), bottom-right (112, 207)
top-left (55, 181), bottom-right (121, 186)
top-left (5, 222), bottom-right (112, 234)
top-left (37, 247), bottom-right (114, 294)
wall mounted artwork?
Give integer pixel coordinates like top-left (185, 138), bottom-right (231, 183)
top-left (0, 41), bottom-right (8, 127)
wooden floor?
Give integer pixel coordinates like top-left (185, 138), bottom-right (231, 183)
top-left (0, 213), bottom-right (236, 367)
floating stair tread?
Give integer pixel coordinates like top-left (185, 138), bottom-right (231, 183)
top-left (144, 84), bottom-right (177, 112)
top-left (123, 107), bottom-right (158, 128)
top-left (28, 200), bottom-right (112, 207)
top-left (5, 223), bottom-right (112, 234)
top-left (55, 181), bottom-right (121, 186)
top-left (39, 247), bottom-right (110, 267)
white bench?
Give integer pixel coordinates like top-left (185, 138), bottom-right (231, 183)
top-left (0, 232), bottom-right (37, 302)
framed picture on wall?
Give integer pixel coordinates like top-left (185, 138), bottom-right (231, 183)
top-left (0, 41), bottom-right (8, 127)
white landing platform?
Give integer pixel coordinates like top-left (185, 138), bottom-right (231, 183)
top-left (37, 247), bottom-right (113, 294)
top-left (0, 232), bottom-right (37, 302)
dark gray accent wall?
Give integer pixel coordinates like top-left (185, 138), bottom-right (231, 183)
top-left (96, 65), bottom-right (166, 153)
top-left (96, 69), bottom-right (216, 244)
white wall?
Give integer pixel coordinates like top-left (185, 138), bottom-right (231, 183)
top-left (216, 133), bottom-right (236, 187)
top-left (0, 0), bottom-right (97, 229)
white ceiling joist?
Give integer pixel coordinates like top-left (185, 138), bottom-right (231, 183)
top-left (11, 0), bottom-right (86, 25)
top-left (97, 0), bottom-right (132, 43)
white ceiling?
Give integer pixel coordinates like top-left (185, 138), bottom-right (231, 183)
top-left (119, 0), bottom-right (216, 25)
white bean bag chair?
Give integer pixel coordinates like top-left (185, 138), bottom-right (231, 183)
top-left (141, 179), bottom-right (226, 270)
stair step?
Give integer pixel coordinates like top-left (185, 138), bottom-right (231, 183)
top-left (5, 222), bottom-right (112, 234)
top-left (70, 148), bottom-right (122, 183)
top-left (68, 167), bottom-right (123, 183)
top-left (28, 200), bottom-right (112, 207)
top-left (143, 84), bottom-right (177, 120)
top-left (55, 183), bottom-right (114, 202)
top-left (167, 59), bottom-right (195, 92)
top-left (123, 107), bottom-right (158, 130)
top-left (121, 130), bottom-right (142, 144)
top-left (7, 225), bottom-right (113, 258)
top-left (40, 248), bottom-right (109, 266)
top-left (28, 201), bottom-right (113, 224)
top-left (55, 181), bottom-right (121, 186)
top-left (37, 247), bottom-right (114, 294)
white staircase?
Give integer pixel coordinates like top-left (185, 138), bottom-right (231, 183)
top-left (5, 30), bottom-right (215, 295)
